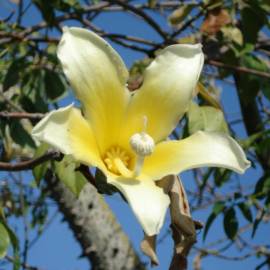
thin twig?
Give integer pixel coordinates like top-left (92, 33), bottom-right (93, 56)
top-left (0, 111), bottom-right (44, 120)
top-left (0, 92), bottom-right (24, 112)
top-left (171, 9), bottom-right (204, 39)
top-left (208, 59), bottom-right (270, 79)
top-left (80, 18), bottom-right (153, 53)
top-left (17, 0), bottom-right (24, 25)
top-left (5, 255), bottom-right (40, 270)
top-left (28, 210), bottom-right (58, 250)
top-left (0, 151), bottom-right (63, 171)
top-left (109, 0), bottom-right (168, 41)
top-left (19, 171), bottom-right (29, 270)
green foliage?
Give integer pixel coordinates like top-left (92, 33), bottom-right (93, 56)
top-left (241, 4), bottom-right (267, 45)
top-left (254, 175), bottom-right (270, 200)
top-left (0, 208), bottom-right (20, 268)
top-left (9, 120), bottom-right (35, 148)
top-left (238, 54), bottom-right (270, 103)
top-left (3, 58), bottom-right (28, 92)
top-left (0, 222), bottom-right (10, 258)
top-left (188, 102), bottom-right (229, 134)
top-left (223, 207), bottom-right (238, 240)
top-left (44, 70), bottom-right (66, 101)
top-left (238, 202), bottom-right (253, 223)
top-left (203, 201), bottom-right (225, 240)
top-left (33, 143), bottom-right (50, 185)
top-left (55, 155), bottom-right (87, 197)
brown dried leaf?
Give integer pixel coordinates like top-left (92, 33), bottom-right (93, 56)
top-left (193, 252), bottom-right (205, 270)
top-left (200, 8), bottom-right (231, 35)
top-left (159, 175), bottom-right (199, 270)
top-left (157, 175), bottom-right (204, 269)
top-left (127, 75), bottom-right (143, 91)
top-left (169, 253), bottom-right (187, 270)
top-left (140, 234), bottom-right (159, 266)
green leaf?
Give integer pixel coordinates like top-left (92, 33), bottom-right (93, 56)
top-left (188, 102), bottom-right (229, 134)
top-left (21, 70), bottom-right (49, 113)
top-left (55, 155), bottom-right (87, 197)
top-left (203, 201), bottom-right (226, 240)
top-left (241, 55), bottom-right (269, 73)
top-left (252, 209), bottom-right (265, 238)
top-left (3, 58), bottom-right (27, 91)
top-left (203, 213), bottom-right (216, 241)
top-left (0, 222), bottom-right (10, 258)
top-left (168, 4), bottom-right (195, 25)
top-left (9, 120), bottom-right (35, 148)
top-left (44, 70), bottom-right (66, 101)
top-left (214, 168), bottom-right (231, 187)
top-left (241, 6), bottom-right (266, 44)
top-left (254, 176), bottom-right (270, 199)
top-left (223, 207), bottom-right (238, 240)
top-left (237, 54), bottom-right (269, 103)
top-left (239, 131), bottom-right (265, 149)
top-left (213, 201), bottom-right (226, 214)
top-left (32, 143), bottom-right (50, 185)
top-left (238, 202), bottom-right (253, 223)
top-left (0, 209), bottom-right (20, 268)
top-left (33, 0), bottom-right (55, 25)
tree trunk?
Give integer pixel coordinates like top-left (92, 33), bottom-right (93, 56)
top-left (45, 171), bottom-right (145, 270)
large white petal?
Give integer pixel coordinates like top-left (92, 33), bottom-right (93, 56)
top-left (31, 105), bottom-right (103, 168)
top-left (141, 131), bottom-right (251, 181)
top-left (119, 44), bottom-right (204, 150)
top-left (108, 177), bottom-right (170, 236)
top-left (57, 27), bottom-right (130, 153)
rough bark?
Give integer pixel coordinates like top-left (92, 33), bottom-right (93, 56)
top-left (45, 171), bottom-right (145, 270)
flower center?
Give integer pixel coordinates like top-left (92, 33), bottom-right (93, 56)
top-left (103, 146), bottom-right (132, 177)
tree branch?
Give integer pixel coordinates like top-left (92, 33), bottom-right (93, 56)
top-left (0, 151), bottom-right (63, 171)
top-left (109, 0), bottom-right (168, 41)
top-left (0, 111), bottom-right (44, 120)
top-left (208, 60), bottom-right (270, 79)
top-left (5, 255), bottom-right (40, 270)
top-left (45, 170), bottom-right (145, 270)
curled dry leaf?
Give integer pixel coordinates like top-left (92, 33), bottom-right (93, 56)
top-left (200, 8), bottom-right (231, 35)
top-left (140, 234), bottom-right (159, 266)
top-left (127, 75), bottom-right (143, 91)
top-left (193, 252), bottom-right (202, 270)
top-left (157, 175), bottom-right (202, 270)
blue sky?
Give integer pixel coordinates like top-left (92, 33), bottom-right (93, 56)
top-left (0, 1), bottom-right (267, 269)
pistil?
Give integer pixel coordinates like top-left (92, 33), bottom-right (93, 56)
top-left (129, 116), bottom-right (155, 176)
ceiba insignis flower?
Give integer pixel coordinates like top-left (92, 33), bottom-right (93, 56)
top-left (32, 27), bottom-right (250, 236)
